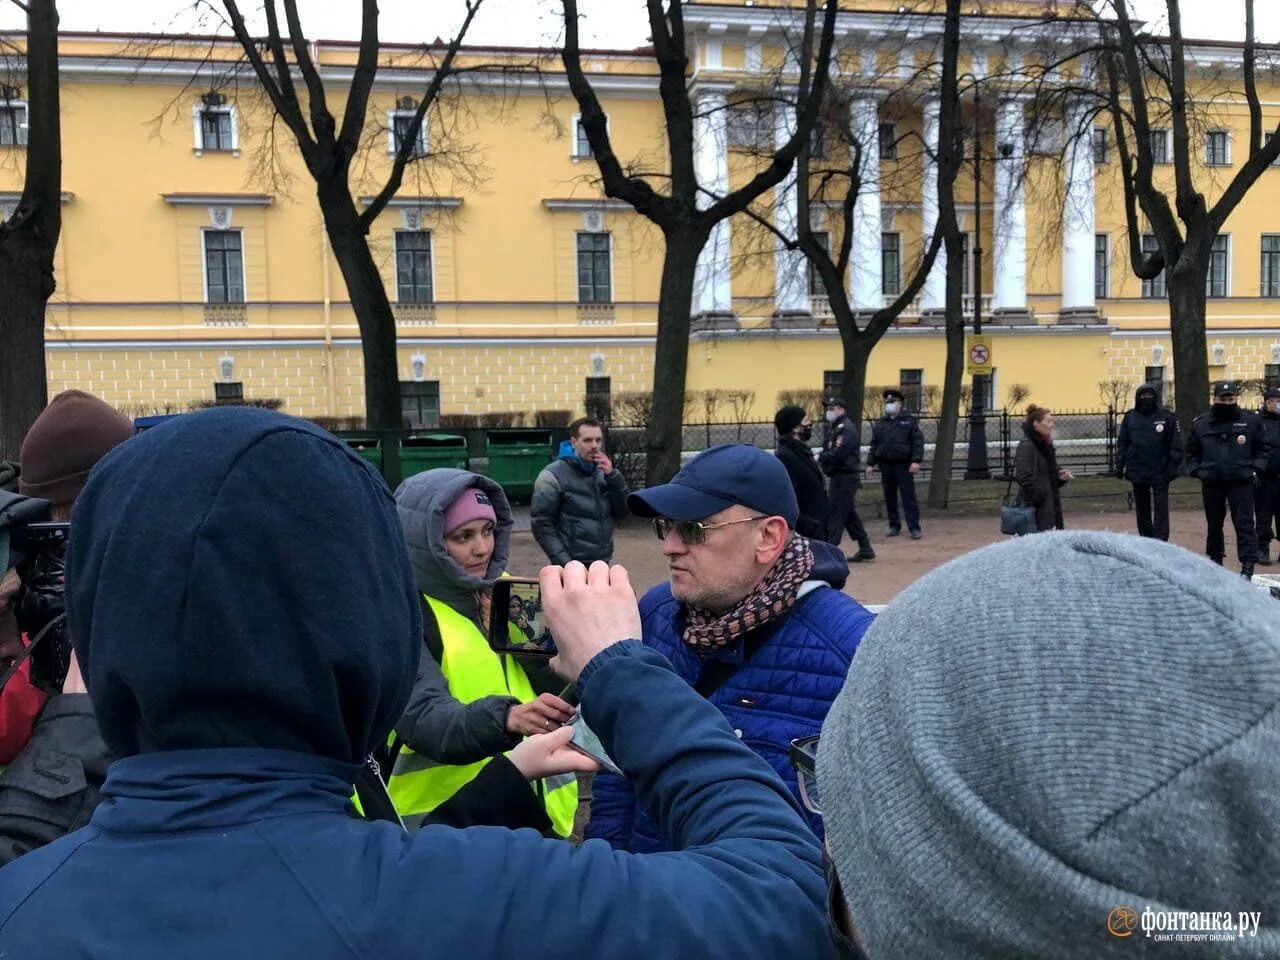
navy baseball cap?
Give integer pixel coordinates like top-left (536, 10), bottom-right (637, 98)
top-left (627, 444), bottom-right (800, 529)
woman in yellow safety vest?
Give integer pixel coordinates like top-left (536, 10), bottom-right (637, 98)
top-left (387, 469), bottom-right (582, 834)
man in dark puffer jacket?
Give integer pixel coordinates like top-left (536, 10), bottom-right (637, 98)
top-left (1116, 382), bottom-right (1183, 541)
top-left (531, 418), bottom-right (629, 565)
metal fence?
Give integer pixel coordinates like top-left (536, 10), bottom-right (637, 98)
top-left (607, 409), bottom-right (1122, 488)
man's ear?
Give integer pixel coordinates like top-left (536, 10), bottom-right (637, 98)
top-left (756, 517), bottom-right (792, 564)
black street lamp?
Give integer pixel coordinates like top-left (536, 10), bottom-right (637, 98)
top-left (965, 83), bottom-right (991, 481)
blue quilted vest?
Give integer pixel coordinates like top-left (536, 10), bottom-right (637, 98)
top-left (585, 580), bottom-right (875, 852)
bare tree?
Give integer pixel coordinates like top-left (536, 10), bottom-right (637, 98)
top-left (560, 0), bottom-right (839, 484)
top-left (217, 0), bottom-right (486, 443)
top-left (0, 0), bottom-right (60, 461)
top-left (1094, 0), bottom-right (1280, 431)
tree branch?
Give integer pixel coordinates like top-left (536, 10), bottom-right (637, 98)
top-left (560, 0), bottom-right (669, 223)
top-left (337, 0), bottom-right (380, 154)
top-left (280, 0), bottom-right (334, 143)
top-left (221, 0), bottom-right (315, 153)
top-left (360, 0), bottom-right (487, 228)
top-left (1106, 50), bottom-right (1165, 280)
top-left (703, 0), bottom-right (839, 224)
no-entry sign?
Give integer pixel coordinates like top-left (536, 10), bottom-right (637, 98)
top-left (966, 335), bottom-right (993, 376)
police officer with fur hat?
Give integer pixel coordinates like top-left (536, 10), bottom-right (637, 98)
top-left (865, 388), bottom-right (925, 540)
top-left (1255, 386), bottom-right (1280, 565)
top-left (1186, 380), bottom-right (1270, 578)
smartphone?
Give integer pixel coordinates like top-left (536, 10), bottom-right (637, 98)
top-left (488, 577), bottom-right (556, 658)
top-left (567, 712), bottom-right (621, 776)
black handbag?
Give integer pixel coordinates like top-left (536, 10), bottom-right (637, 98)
top-left (1000, 475), bottom-right (1037, 536)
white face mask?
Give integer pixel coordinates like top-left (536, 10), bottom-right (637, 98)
top-left (885, 402), bottom-right (900, 415)
top-left (825, 410), bottom-right (839, 423)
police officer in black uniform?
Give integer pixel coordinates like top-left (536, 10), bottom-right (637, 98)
top-left (865, 388), bottom-right (926, 540)
top-left (1254, 386), bottom-right (1280, 565)
top-left (819, 397), bottom-right (874, 562)
top-left (1116, 382), bottom-right (1183, 541)
top-left (1186, 380), bottom-right (1270, 579)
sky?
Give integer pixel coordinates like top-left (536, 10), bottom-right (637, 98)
top-left (0, 1), bottom-right (1276, 49)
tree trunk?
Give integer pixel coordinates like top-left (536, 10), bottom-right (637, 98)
top-left (0, 0), bottom-right (61, 462)
top-left (1167, 269), bottom-right (1210, 435)
top-left (839, 334), bottom-right (870, 450)
top-left (0, 258), bottom-right (53, 461)
top-left (928, 232), bottom-right (967, 507)
top-left (646, 226), bottom-right (702, 486)
top-left (315, 179), bottom-right (402, 434)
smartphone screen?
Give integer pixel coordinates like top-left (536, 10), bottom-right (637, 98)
top-left (488, 579), bottom-right (557, 658)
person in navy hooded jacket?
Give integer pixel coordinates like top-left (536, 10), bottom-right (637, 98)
top-left (586, 443), bottom-right (875, 852)
top-left (0, 409), bottom-right (833, 960)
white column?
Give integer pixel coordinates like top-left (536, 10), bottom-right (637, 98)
top-left (993, 96), bottom-right (1028, 316)
top-left (1060, 97), bottom-right (1098, 318)
top-left (848, 95), bottom-right (883, 312)
top-left (693, 89), bottom-right (732, 318)
top-left (920, 95), bottom-right (947, 311)
top-left (773, 102), bottom-right (809, 318)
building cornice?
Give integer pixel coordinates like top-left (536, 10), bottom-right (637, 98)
top-left (0, 191), bottom-right (74, 204)
top-left (162, 192), bottom-right (272, 206)
top-left (542, 198), bottom-right (634, 211)
top-left (357, 195), bottom-right (462, 209)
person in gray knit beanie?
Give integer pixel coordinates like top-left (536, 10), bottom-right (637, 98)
top-left (819, 531), bottom-right (1278, 958)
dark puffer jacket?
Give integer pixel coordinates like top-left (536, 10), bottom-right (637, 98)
top-left (1260, 409), bottom-right (1280, 477)
top-left (531, 457), bottom-right (629, 565)
top-left (867, 414), bottom-right (925, 466)
top-left (1117, 384), bottom-right (1183, 484)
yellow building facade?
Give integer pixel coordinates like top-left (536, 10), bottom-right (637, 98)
top-left (10, 3), bottom-right (1280, 425)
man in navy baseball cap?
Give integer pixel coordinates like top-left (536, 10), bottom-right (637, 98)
top-left (586, 444), bottom-right (875, 853)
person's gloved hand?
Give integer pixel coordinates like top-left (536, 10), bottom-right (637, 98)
top-left (508, 724), bottom-right (600, 780)
top-left (541, 561), bottom-right (641, 683)
top-left (506, 693), bottom-right (574, 735)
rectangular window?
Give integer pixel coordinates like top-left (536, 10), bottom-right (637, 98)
top-left (809, 120), bottom-right (826, 159)
top-left (823, 370), bottom-right (843, 400)
top-left (399, 380), bottom-right (440, 430)
top-left (395, 231), bottom-right (433, 304)
top-left (585, 376), bottom-right (612, 421)
top-left (576, 232), bottom-right (612, 303)
top-left (961, 232), bottom-right (971, 296)
top-left (878, 122), bottom-right (897, 160)
top-left (1140, 234), bottom-right (1166, 299)
top-left (1266, 363), bottom-right (1280, 390)
top-left (200, 109), bottom-right (234, 151)
top-left (726, 104), bottom-right (771, 150)
top-left (1092, 127), bottom-right (1109, 164)
top-left (574, 118), bottom-right (592, 158)
top-left (899, 369), bottom-right (924, 415)
top-left (809, 231), bottom-right (830, 297)
top-left (1262, 236), bottom-right (1280, 297)
top-left (1205, 130), bottom-right (1230, 166)
top-left (392, 112), bottom-right (427, 157)
top-left (881, 232), bottom-right (901, 297)
top-left (1207, 234), bottom-right (1229, 298)
top-left (1149, 129), bottom-right (1170, 164)
top-left (213, 381), bottom-right (244, 404)
top-left (0, 104), bottom-right (26, 146)
top-left (1095, 234), bottom-right (1110, 299)
top-left (203, 230), bottom-right (245, 304)
top-left (1144, 366), bottom-right (1165, 395)
top-left (1267, 132), bottom-right (1280, 167)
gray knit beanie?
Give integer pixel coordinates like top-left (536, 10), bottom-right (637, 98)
top-left (819, 531), bottom-right (1279, 958)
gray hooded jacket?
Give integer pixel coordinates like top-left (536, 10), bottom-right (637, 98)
top-left (393, 469), bottom-right (521, 764)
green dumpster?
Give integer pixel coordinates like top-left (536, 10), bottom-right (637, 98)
top-left (485, 429), bottom-right (554, 502)
top-left (345, 437), bottom-right (381, 471)
top-left (401, 433), bottom-right (468, 479)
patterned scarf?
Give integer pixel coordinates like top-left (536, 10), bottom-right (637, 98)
top-left (682, 535), bottom-right (816, 658)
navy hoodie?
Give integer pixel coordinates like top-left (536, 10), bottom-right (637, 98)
top-left (0, 409), bottom-right (832, 959)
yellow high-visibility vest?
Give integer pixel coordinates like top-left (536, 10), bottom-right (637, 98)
top-left (385, 595), bottom-right (578, 836)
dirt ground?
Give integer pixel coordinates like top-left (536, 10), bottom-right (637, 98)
top-left (509, 504), bottom-right (1240, 606)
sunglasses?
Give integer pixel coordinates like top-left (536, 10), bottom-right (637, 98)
top-left (652, 515), bottom-right (767, 546)
top-left (789, 735), bottom-right (821, 815)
